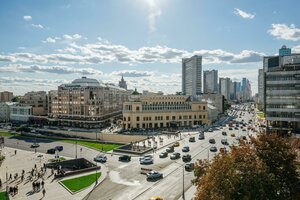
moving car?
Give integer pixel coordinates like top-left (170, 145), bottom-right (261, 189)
top-left (170, 152), bottom-right (181, 160)
top-left (198, 134), bottom-right (205, 140)
top-left (166, 146), bottom-right (174, 153)
top-left (55, 146), bottom-right (63, 151)
top-left (189, 137), bottom-right (195, 142)
top-left (140, 155), bottom-right (153, 161)
top-left (234, 127), bottom-right (239, 130)
top-left (242, 129), bottom-right (247, 131)
top-left (209, 139), bottom-right (216, 144)
top-left (94, 155), bottom-right (107, 163)
top-left (208, 128), bottom-right (213, 132)
top-left (146, 171), bottom-right (163, 180)
top-left (222, 131), bottom-right (227, 136)
top-left (182, 146), bottom-right (190, 152)
top-left (47, 148), bottom-right (56, 154)
top-left (210, 146), bottom-right (217, 152)
top-left (159, 151), bottom-right (168, 158)
top-left (182, 154), bottom-right (192, 162)
top-left (185, 163), bottom-right (194, 171)
top-left (118, 155), bottom-right (131, 162)
top-left (231, 133), bottom-right (235, 137)
top-left (229, 127), bottom-right (233, 130)
top-left (30, 143), bottom-right (40, 148)
top-left (140, 157), bottom-right (154, 164)
top-left (172, 142), bottom-right (180, 147)
top-left (221, 139), bottom-right (228, 145)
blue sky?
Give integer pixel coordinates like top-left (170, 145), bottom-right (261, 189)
top-left (0, 0), bottom-right (300, 95)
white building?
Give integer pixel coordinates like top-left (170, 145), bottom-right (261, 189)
top-left (219, 77), bottom-right (231, 100)
top-left (10, 105), bottom-right (33, 122)
top-left (182, 55), bottom-right (202, 96)
top-left (258, 69), bottom-right (264, 111)
top-left (203, 70), bottom-right (218, 94)
top-left (0, 102), bottom-right (11, 122)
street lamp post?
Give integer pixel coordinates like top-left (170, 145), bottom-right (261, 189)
top-left (95, 162), bottom-right (98, 185)
top-left (182, 165), bottom-right (185, 200)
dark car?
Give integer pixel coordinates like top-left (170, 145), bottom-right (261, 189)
top-left (47, 148), bottom-right (56, 154)
top-left (210, 146), bottom-right (218, 152)
top-left (182, 146), bottom-right (190, 152)
top-left (159, 151), bottom-right (168, 158)
top-left (55, 146), bottom-right (63, 151)
top-left (182, 154), bottom-right (192, 162)
top-left (170, 152), bottom-right (181, 160)
top-left (185, 163), bottom-right (194, 171)
top-left (222, 131), bottom-right (227, 136)
top-left (229, 127), bottom-right (233, 130)
top-left (209, 139), bottom-right (216, 144)
top-left (221, 139), bottom-right (229, 145)
top-left (118, 155), bottom-right (131, 162)
top-left (198, 134), bottom-right (205, 140)
top-left (30, 143), bottom-right (40, 148)
top-left (189, 137), bottom-right (195, 142)
top-left (166, 146), bottom-right (174, 153)
top-left (234, 127), bottom-right (239, 130)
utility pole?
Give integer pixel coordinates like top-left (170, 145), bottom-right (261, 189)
top-left (182, 165), bottom-right (185, 200)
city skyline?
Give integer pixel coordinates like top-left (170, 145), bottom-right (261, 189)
top-left (1, 0), bottom-right (300, 95)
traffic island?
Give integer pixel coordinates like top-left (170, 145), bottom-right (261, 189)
top-left (113, 143), bottom-right (154, 155)
top-left (0, 191), bottom-right (9, 200)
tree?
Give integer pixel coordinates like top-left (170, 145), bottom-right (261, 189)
top-left (193, 134), bottom-right (300, 200)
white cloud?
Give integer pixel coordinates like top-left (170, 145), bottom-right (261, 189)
top-left (292, 45), bottom-right (300, 53)
top-left (111, 70), bottom-right (154, 77)
top-left (43, 37), bottom-right (57, 43)
top-left (63, 34), bottom-right (82, 41)
top-left (234, 8), bottom-right (255, 19)
top-left (31, 24), bottom-right (44, 29)
top-left (23, 16), bottom-right (32, 21)
top-left (268, 24), bottom-right (300, 41)
top-left (146, 0), bottom-right (161, 32)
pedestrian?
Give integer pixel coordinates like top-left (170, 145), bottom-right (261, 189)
top-left (41, 180), bottom-right (44, 188)
top-left (9, 173), bottom-right (12, 180)
top-left (15, 150), bottom-right (17, 155)
top-left (0, 178), bottom-right (2, 188)
top-left (34, 164), bottom-right (37, 169)
top-left (32, 182), bottom-right (35, 192)
top-left (42, 188), bottom-right (46, 197)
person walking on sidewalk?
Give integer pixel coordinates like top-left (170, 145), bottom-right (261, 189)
top-left (42, 188), bottom-right (46, 197)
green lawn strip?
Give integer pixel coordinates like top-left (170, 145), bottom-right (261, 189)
top-left (0, 191), bottom-right (8, 200)
top-left (60, 140), bottom-right (121, 152)
top-left (48, 157), bottom-right (66, 163)
top-left (0, 132), bottom-right (16, 137)
top-left (61, 172), bottom-right (101, 193)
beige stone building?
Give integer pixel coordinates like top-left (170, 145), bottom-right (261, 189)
top-left (20, 91), bottom-right (48, 116)
top-left (0, 91), bottom-right (13, 102)
top-left (122, 94), bottom-right (209, 130)
top-left (48, 77), bottom-right (128, 129)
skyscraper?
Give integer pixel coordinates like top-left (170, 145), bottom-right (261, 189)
top-left (203, 70), bottom-right (218, 94)
top-left (119, 75), bottom-right (127, 90)
top-left (182, 55), bottom-right (202, 96)
top-left (219, 77), bottom-right (231, 100)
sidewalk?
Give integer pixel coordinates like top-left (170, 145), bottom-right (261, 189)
top-left (0, 147), bottom-right (107, 200)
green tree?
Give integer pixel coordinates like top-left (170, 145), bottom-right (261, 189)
top-left (193, 134), bottom-right (300, 200)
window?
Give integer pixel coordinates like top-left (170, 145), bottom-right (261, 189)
top-left (128, 117), bottom-right (131, 121)
top-left (203, 106), bottom-right (206, 110)
top-left (136, 116), bottom-right (140, 121)
top-left (166, 116), bottom-right (169, 120)
top-left (123, 117), bottom-right (126, 121)
top-left (172, 116), bottom-right (176, 120)
top-left (136, 106), bottom-right (140, 111)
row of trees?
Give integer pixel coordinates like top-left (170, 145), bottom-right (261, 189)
top-left (193, 134), bottom-right (300, 200)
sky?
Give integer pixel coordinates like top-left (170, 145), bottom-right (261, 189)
top-left (0, 0), bottom-right (300, 95)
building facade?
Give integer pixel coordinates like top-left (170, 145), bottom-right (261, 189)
top-left (258, 69), bottom-right (264, 111)
top-left (182, 55), bottom-right (202, 96)
top-left (196, 93), bottom-right (224, 114)
top-left (118, 75), bottom-right (127, 90)
top-left (263, 48), bottom-right (300, 135)
top-left (20, 91), bottom-right (48, 116)
top-left (219, 77), bottom-right (231, 100)
top-left (203, 70), bottom-right (218, 94)
top-left (122, 94), bottom-right (209, 130)
top-left (0, 102), bottom-right (11, 122)
top-left (0, 91), bottom-right (13, 102)
top-left (10, 105), bottom-right (32, 122)
top-left (48, 77), bottom-right (128, 129)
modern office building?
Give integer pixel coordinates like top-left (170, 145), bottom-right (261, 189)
top-left (20, 91), bottom-right (48, 116)
top-left (203, 70), bottom-right (218, 94)
top-left (0, 91), bottom-right (13, 102)
top-left (263, 46), bottom-right (300, 135)
top-left (48, 77), bottom-right (128, 129)
top-left (241, 78), bottom-right (252, 102)
top-left (118, 75), bottom-right (127, 90)
top-left (279, 45), bottom-right (291, 56)
top-left (258, 69), bottom-right (265, 111)
top-left (10, 105), bottom-right (33, 122)
top-left (122, 94), bottom-right (209, 130)
top-left (182, 55), bottom-right (202, 96)
top-left (219, 77), bottom-right (231, 100)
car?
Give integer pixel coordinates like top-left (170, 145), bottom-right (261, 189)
top-left (189, 137), bottom-right (195, 142)
top-left (149, 196), bottom-right (163, 200)
top-left (118, 155), bottom-right (131, 162)
top-left (231, 133), bottom-right (235, 137)
top-left (166, 146), bottom-right (174, 153)
top-left (30, 143), bottom-right (40, 148)
top-left (208, 128), bottom-right (213, 132)
top-left (221, 139), bottom-right (228, 145)
top-left (140, 157), bottom-right (154, 164)
top-left (185, 163), bottom-right (194, 171)
top-left (209, 139), bottom-right (216, 144)
top-left (94, 155), bottom-right (107, 163)
top-left (222, 131), bottom-right (227, 136)
top-left (170, 152), bottom-right (181, 160)
top-left (242, 129), bottom-right (246, 131)
top-left (210, 146), bottom-right (217, 152)
top-left (172, 141), bottom-right (180, 147)
top-left (140, 155), bottom-right (153, 161)
top-left (182, 146), bottom-right (190, 152)
top-left (242, 136), bottom-right (247, 140)
top-left (234, 127), bottom-right (239, 130)
top-left (229, 127), bottom-right (233, 130)
top-left (146, 171), bottom-right (163, 180)
top-left (159, 151), bottom-right (168, 158)
top-left (47, 148), bottom-right (56, 154)
top-left (182, 154), bottom-right (192, 162)
top-left (55, 146), bottom-right (63, 151)
top-left (198, 133), bottom-right (205, 140)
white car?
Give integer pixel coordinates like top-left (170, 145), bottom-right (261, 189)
top-left (139, 155), bottom-right (153, 161)
top-left (146, 171), bottom-right (163, 179)
top-left (94, 155), bottom-right (107, 163)
top-left (140, 157), bottom-right (153, 164)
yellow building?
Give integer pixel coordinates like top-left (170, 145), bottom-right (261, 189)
top-left (122, 94), bottom-right (209, 130)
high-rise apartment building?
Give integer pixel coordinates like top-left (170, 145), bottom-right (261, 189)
top-left (262, 46), bottom-right (300, 135)
top-left (182, 55), bottom-right (202, 96)
top-left (219, 77), bottom-right (231, 100)
top-left (0, 91), bottom-right (13, 102)
top-left (48, 77), bottom-right (128, 129)
top-left (258, 69), bottom-right (264, 111)
top-left (203, 70), bottom-right (218, 94)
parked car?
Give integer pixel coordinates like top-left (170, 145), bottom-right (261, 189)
top-left (209, 138), bottom-right (216, 144)
top-left (140, 157), bottom-right (154, 164)
top-left (170, 152), bottom-right (181, 160)
top-left (47, 148), bottom-right (56, 154)
top-left (139, 155), bottom-right (153, 161)
top-left (30, 143), bottom-right (40, 148)
top-left (221, 139), bottom-right (228, 145)
top-left (189, 137), bottom-right (195, 142)
top-left (118, 155), bottom-right (131, 162)
top-left (159, 151), bottom-right (168, 158)
top-left (210, 146), bottom-right (217, 152)
top-left (222, 131), bottom-right (227, 136)
top-left (166, 146), bottom-right (174, 153)
top-left (229, 127), bottom-right (233, 130)
top-left (185, 163), bottom-right (194, 171)
top-left (182, 146), bottom-right (190, 152)
top-left (55, 146), bottom-right (63, 151)
top-left (208, 128), bottom-right (213, 132)
top-left (146, 171), bottom-right (163, 180)
top-left (94, 155), bottom-right (107, 163)
top-left (182, 154), bottom-right (192, 162)
top-left (242, 129), bottom-right (247, 131)
top-left (172, 142), bottom-right (180, 147)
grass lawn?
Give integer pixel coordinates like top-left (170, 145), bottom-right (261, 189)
top-left (0, 132), bottom-right (15, 137)
top-left (61, 140), bottom-right (121, 152)
top-left (0, 191), bottom-right (8, 200)
top-left (48, 157), bottom-right (66, 163)
top-left (61, 172), bottom-right (101, 193)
